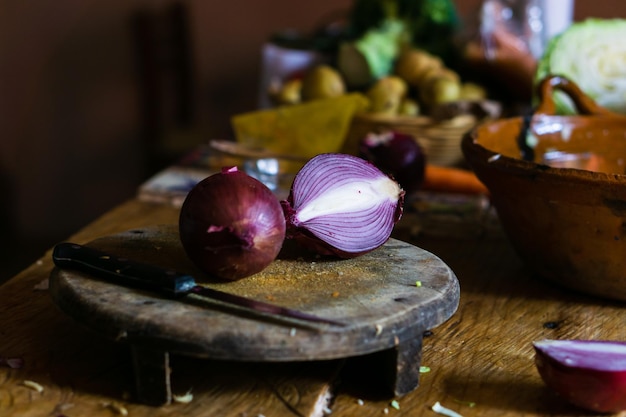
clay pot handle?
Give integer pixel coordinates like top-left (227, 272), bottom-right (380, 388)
top-left (534, 75), bottom-right (614, 116)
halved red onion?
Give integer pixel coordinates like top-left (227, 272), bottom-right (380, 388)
top-left (533, 339), bottom-right (626, 413)
top-left (281, 153), bottom-right (404, 258)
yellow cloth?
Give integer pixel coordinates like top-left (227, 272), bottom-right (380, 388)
top-left (231, 93), bottom-right (369, 159)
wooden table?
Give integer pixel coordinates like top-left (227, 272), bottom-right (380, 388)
top-left (1, 193), bottom-right (625, 416)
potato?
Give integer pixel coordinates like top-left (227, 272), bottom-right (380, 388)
top-left (395, 48), bottom-right (443, 88)
top-left (301, 65), bottom-right (346, 101)
top-left (366, 76), bottom-right (408, 115)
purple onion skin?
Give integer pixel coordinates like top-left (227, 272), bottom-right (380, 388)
top-left (281, 153), bottom-right (404, 258)
top-left (179, 167), bottom-right (286, 281)
top-left (533, 340), bottom-right (626, 413)
top-left (359, 131), bottom-right (425, 195)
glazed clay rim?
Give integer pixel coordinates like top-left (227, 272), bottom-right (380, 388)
top-left (462, 121), bottom-right (626, 190)
top-left (465, 74), bottom-right (626, 189)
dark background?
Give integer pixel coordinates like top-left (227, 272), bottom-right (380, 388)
top-left (0, 0), bottom-right (622, 281)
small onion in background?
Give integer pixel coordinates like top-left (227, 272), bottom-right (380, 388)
top-left (533, 339), bottom-right (626, 413)
top-left (281, 153), bottom-right (404, 258)
top-left (179, 167), bottom-right (286, 281)
top-left (359, 131), bottom-right (426, 195)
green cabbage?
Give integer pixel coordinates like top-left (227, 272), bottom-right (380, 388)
top-left (536, 18), bottom-right (626, 115)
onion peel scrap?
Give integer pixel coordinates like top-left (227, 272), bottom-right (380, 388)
top-left (533, 339), bottom-right (626, 413)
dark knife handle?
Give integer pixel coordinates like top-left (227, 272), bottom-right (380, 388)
top-left (52, 242), bottom-right (196, 296)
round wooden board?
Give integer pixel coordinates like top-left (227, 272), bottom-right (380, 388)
top-left (49, 225), bottom-right (459, 362)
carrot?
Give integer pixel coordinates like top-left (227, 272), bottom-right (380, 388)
top-left (421, 165), bottom-right (489, 195)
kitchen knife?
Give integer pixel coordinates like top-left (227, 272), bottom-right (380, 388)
top-left (52, 242), bottom-right (345, 327)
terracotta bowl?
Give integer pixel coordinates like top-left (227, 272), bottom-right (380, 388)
top-left (462, 76), bottom-right (626, 301)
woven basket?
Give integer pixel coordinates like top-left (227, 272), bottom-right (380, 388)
top-left (342, 102), bottom-right (500, 166)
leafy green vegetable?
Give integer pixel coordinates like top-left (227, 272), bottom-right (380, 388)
top-left (348, 0), bottom-right (459, 48)
top-left (536, 18), bottom-right (626, 115)
top-left (338, 0), bottom-right (460, 86)
top-left (398, 0), bottom-right (459, 61)
top-left (352, 19), bottom-right (408, 80)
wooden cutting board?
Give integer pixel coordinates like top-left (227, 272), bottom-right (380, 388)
top-left (49, 225), bottom-right (459, 405)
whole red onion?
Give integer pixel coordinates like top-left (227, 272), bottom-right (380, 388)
top-left (359, 131), bottom-right (426, 195)
top-left (534, 339), bottom-right (626, 413)
top-left (179, 167), bottom-right (286, 281)
top-left (281, 153), bottom-right (404, 258)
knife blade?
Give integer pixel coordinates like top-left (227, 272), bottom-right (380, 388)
top-left (52, 242), bottom-right (344, 327)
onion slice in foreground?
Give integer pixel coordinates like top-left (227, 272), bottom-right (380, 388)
top-left (533, 339), bottom-right (626, 413)
top-left (281, 153), bottom-right (404, 258)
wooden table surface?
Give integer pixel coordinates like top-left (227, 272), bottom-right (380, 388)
top-left (1, 193), bottom-right (626, 416)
